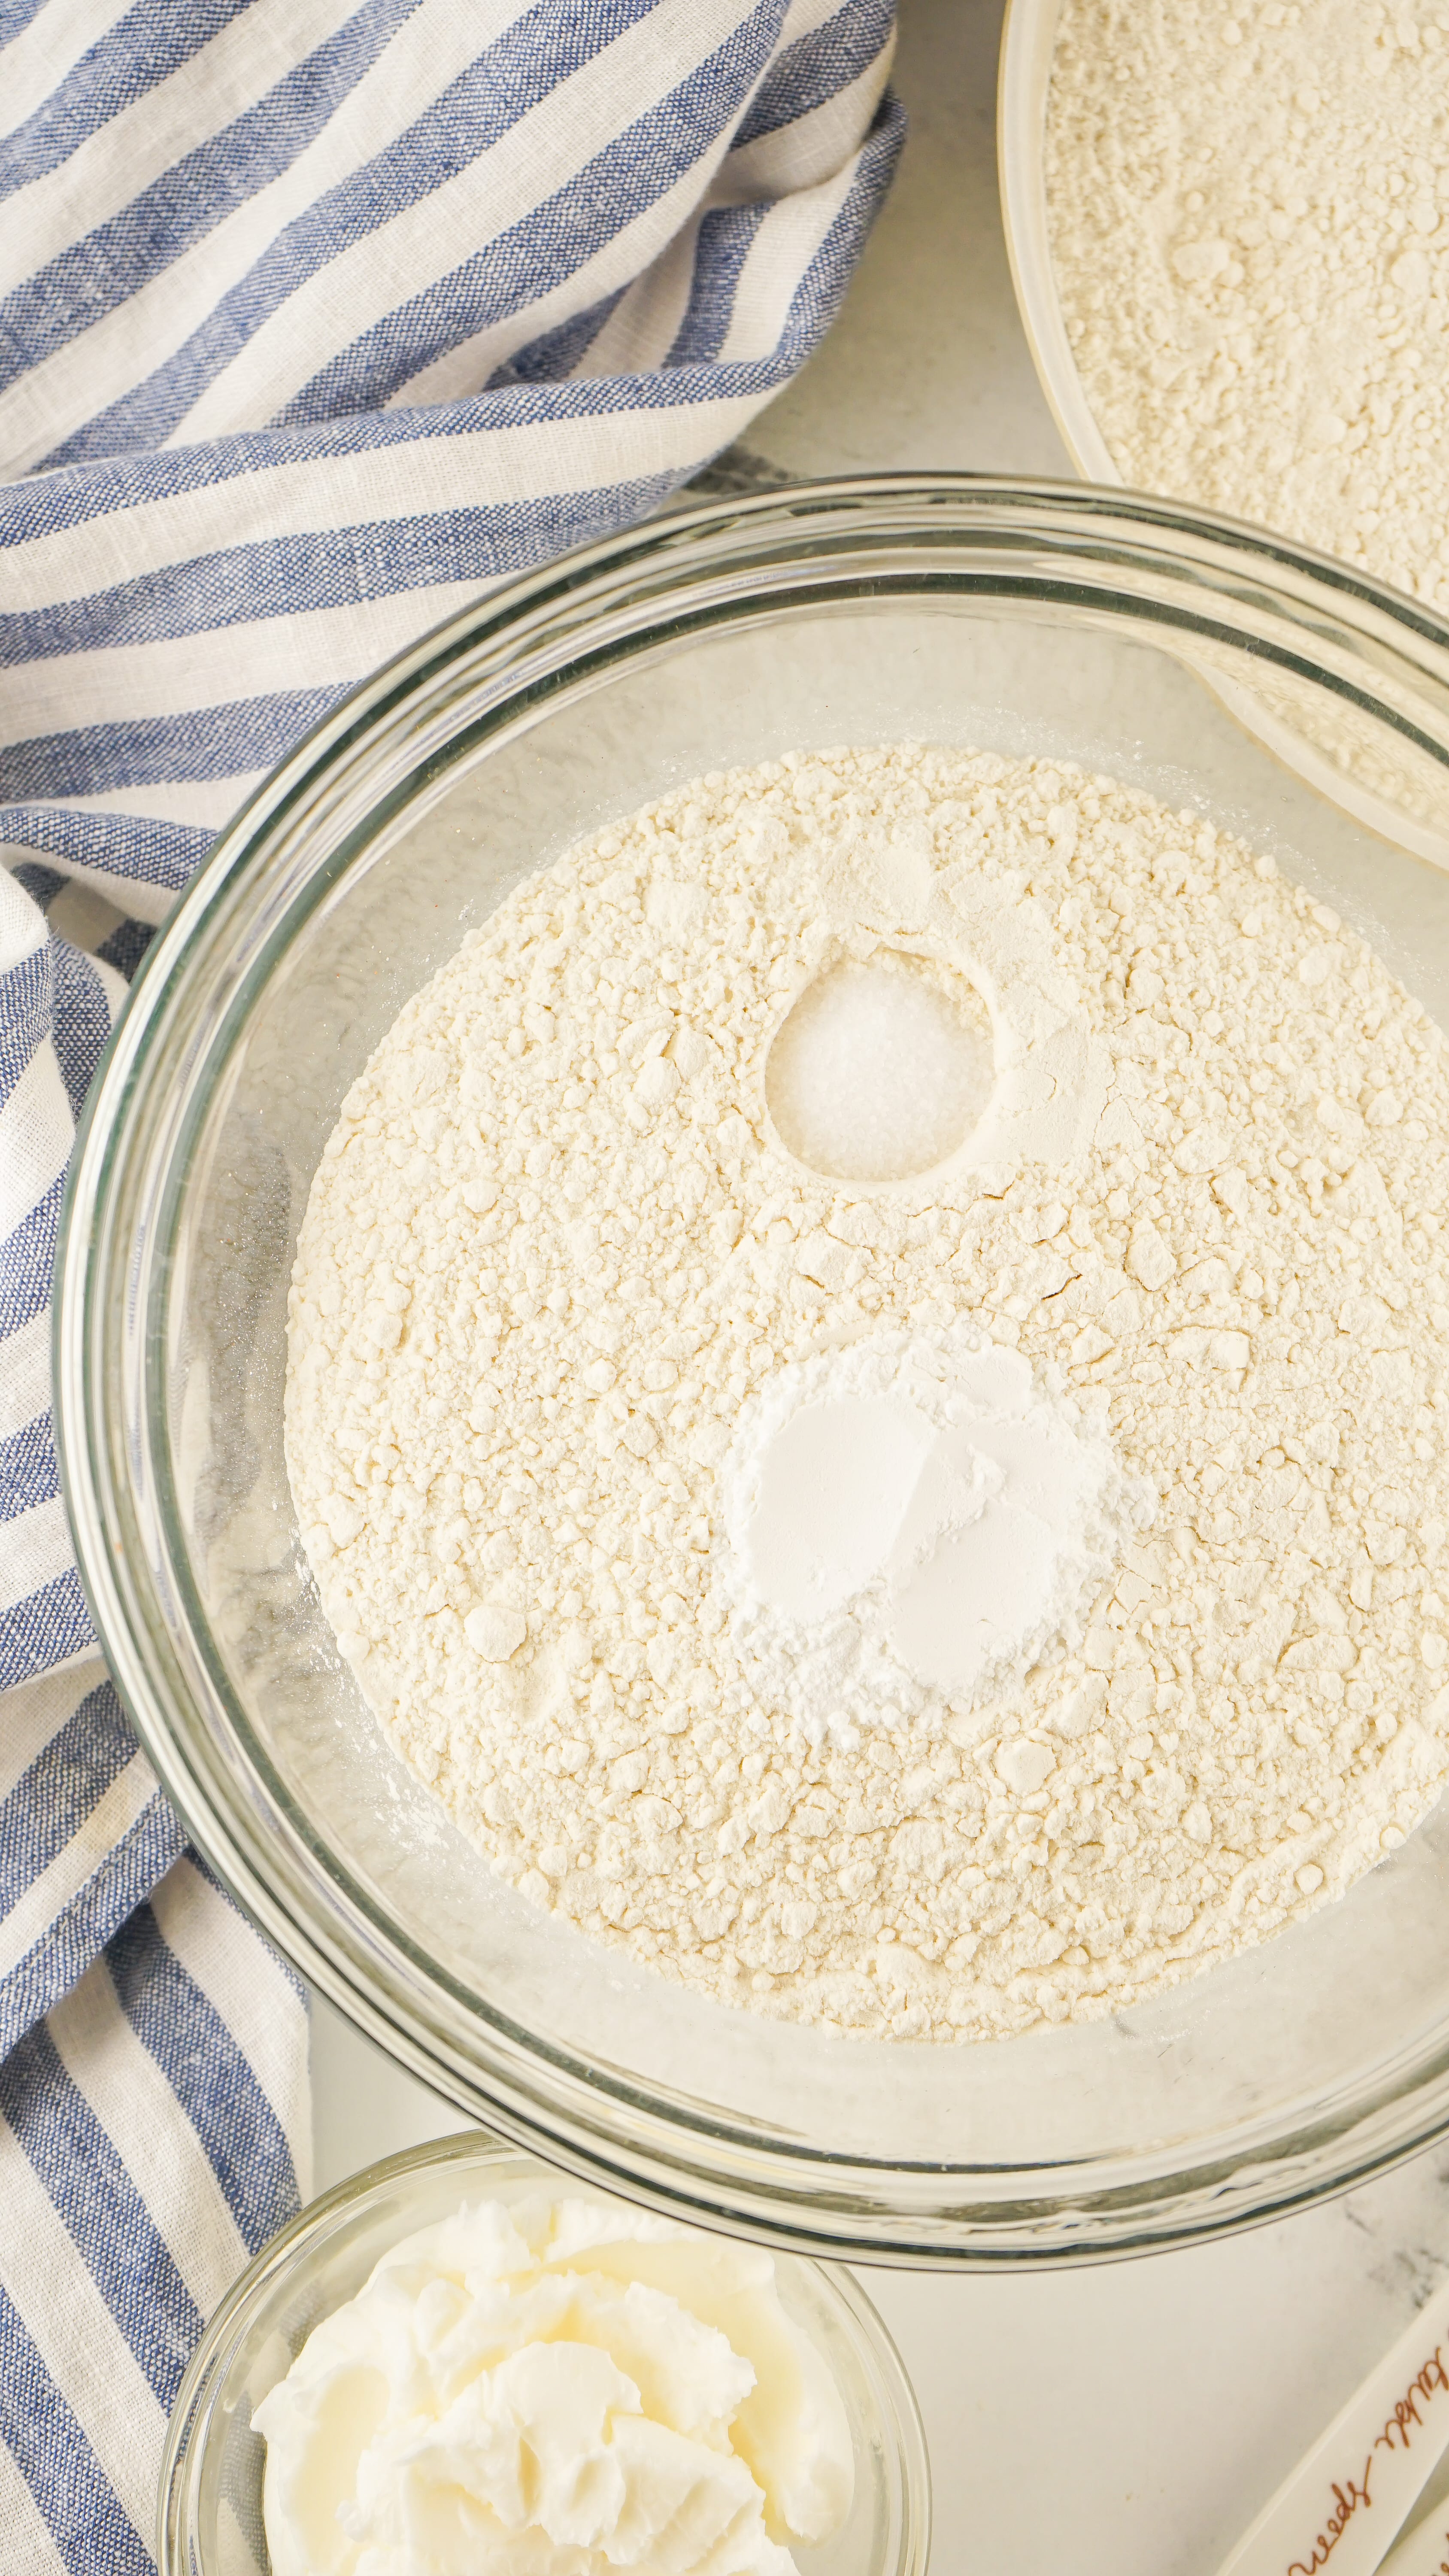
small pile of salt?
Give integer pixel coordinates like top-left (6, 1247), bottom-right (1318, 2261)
top-left (766, 953), bottom-right (994, 1182)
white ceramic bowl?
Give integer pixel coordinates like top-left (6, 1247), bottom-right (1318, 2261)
top-left (997, 0), bottom-right (1117, 487)
top-left (56, 477), bottom-right (1449, 2263)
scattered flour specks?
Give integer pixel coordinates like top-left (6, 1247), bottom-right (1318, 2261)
top-left (286, 744), bottom-right (1449, 2043)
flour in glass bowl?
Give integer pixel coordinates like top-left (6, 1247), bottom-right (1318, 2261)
top-left (718, 1324), bottom-right (1152, 1746)
top-left (286, 744), bottom-right (1449, 2043)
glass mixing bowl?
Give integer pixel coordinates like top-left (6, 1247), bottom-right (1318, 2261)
top-left (56, 475), bottom-right (1449, 2263)
top-left (158, 2133), bottom-right (931, 2576)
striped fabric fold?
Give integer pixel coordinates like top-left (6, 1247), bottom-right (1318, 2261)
top-left (0, 0), bottom-right (900, 2562)
top-left (0, 1814), bottom-right (309, 2576)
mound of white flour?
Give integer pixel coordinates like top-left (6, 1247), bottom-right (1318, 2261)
top-left (286, 744), bottom-right (1449, 2042)
top-left (1046, 0), bottom-right (1449, 606)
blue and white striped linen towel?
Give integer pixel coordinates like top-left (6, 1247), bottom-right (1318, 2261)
top-left (0, 0), bottom-right (901, 2564)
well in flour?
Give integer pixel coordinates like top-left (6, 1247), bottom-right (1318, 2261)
top-left (287, 742), bottom-right (1449, 2044)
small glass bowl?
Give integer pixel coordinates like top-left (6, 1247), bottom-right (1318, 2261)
top-left (996, 0), bottom-right (1449, 865)
top-left (157, 2134), bottom-right (931, 2576)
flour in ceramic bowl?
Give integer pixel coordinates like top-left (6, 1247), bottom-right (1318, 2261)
top-left (286, 744), bottom-right (1449, 2043)
top-left (1046, 0), bottom-right (1449, 608)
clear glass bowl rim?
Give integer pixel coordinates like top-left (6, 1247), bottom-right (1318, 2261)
top-left (157, 2130), bottom-right (932, 2576)
top-left (55, 471), bottom-right (1449, 2270)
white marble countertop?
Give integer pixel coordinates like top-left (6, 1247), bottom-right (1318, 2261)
top-left (310, 5), bottom-right (1449, 2567)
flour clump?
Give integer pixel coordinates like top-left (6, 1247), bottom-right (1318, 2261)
top-left (286, 744), bottom-right (1449, 2043)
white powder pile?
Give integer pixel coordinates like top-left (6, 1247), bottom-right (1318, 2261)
top-left (1046, 0), bottom-right (1449, 605)
top-left (765, 951), bottom-right (994, 1181)
top-left (287, 744), bottom-right (1449, 2044)
top-left (720, 1327), bottom-right (1151, 1744)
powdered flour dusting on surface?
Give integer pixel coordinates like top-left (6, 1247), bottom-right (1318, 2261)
top-left (1046, 0), bottom-right (1449, 605)
top-left (287, 745), bottom-right (1449, 2043)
